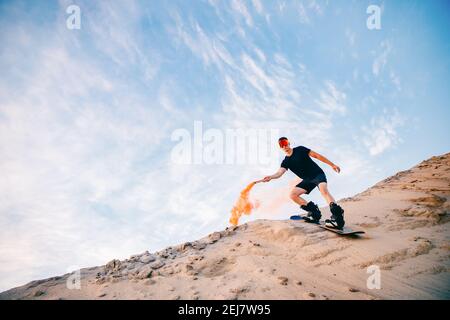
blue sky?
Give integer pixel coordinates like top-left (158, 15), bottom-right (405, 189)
top-left (0, 0), bottom-right (449, 291)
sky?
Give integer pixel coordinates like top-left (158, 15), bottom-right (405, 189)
top-left (0, 0), bottom-right (449, 291)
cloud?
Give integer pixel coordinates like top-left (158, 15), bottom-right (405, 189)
top-left (298, 3), bottom-right (311, 24)
top-left (251, 0), bottom-right (264, 15)
top-left (372, 40), bottom-right (392, 77)
top-left (170, 11), bottom-right (236, 71)
top-left (231, 0), bottom-right (253, 27)
top-left (389, 70), bottom-right (401, 91)
top-left (297, 0), bottom-right (325, 24)
top-left (314, 81), bottom-right (347, 114)
top-left (362, 109), bottom-right (405, 156)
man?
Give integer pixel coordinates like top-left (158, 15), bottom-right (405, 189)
top-left (262, 137), bottom-right (345, 229)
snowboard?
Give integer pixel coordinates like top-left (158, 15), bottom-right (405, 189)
top-left (290, 215), bottom-right (365, 236)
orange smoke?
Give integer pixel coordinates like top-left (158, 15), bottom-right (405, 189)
top-left (229, 182), bottom-right (260, 226)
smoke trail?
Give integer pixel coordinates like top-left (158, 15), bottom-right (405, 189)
top-left (229, 182), bottom-right (260, 226)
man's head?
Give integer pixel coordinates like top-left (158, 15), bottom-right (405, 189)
top-left (278, 137), bottom-right (291, 153)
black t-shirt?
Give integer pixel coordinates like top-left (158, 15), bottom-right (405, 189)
top-left (281, 146), bottom-right (324, 179)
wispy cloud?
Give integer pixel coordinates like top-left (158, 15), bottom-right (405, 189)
top-left (231, 0), bottom-right (253, 27)
top-left (389, 70), bottom-right (402, 91)
top-left (298, 2), bottom-right (311, 24)
top-left (362, 109), bottom-right (405, 156)
top-left (297, 0), bottom-right (325, 24)
top-left (251, 0), bottom-right (264, 15)
top-left (170, 11), bottom-right (236, 71)
top-left (315, 81), bottom-right (347, 114)
top-left (372, 40), bottom-right (392, 77)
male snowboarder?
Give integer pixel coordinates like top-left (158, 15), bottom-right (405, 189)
top-left (262, 137), bottom-right (345, 229)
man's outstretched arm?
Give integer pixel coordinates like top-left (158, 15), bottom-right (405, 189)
top-left (309, 150), bottom-right (341, 173)
top-left (262, 167), bottom-right (287, 182)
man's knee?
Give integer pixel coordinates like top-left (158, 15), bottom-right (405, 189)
top-left (290, 188), bottom-right (304, 200)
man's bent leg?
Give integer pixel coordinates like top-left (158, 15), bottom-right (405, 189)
top-left (291, 187), bottom-right (322, 221)
top-left (290, 187), bottom-right (308, 206)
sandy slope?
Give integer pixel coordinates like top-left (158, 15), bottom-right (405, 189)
top-left (1, 153), bottom-right (449, 300)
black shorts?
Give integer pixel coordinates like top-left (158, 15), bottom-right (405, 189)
top-left (296, 173), bottom-right (327, 194)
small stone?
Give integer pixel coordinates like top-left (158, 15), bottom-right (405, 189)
top-left (129, 253), bottom-right (143, 262)
top-left (140, 255), bottom-right (156, 264)
top-left (158, 252), bottom-right (169, 259)
top-left (136, 265), bottom-right (153, 279)
top-left (235, 242), bottom-right (241, 247)
top-left (296, 281), bottom-right (302, 286)
top-left (181, 242), bottom-right (192, 251)
top-left (278, 276), bottom-right (288, 285)
top-left (105, 259), bottom-right (122, 273)
top-left (230, 286), bottom-right (249, 294)
top-left (149, 260), bottom-right (165, 270)
top-left (187, 255), bottom-right (204, 263)
top-left (208, 232), bottom-right (222, 244)
top-left (192, 242), bottom-right (207, 250)
top-left (98, 293), bottom-right (107, 297)
top-left (95, 277), bottom-right (107, 285)
top-left (303, 292), bottom-right (316, 300)
top-left (349, 287), bottom-right (360, 293)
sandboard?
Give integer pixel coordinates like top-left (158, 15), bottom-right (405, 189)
top-left (290, 215), bottom-right (365, 236)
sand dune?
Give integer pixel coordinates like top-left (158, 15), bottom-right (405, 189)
top-left (1, 153), bottom-right (449, 300)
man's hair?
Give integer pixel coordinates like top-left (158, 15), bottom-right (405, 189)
top-left (278, 137), bottom-right (288, 142)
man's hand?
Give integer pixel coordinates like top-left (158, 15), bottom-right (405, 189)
top-left (263, 168), bottom-right (286, 182)
top-left (310, 150), bottom-right (340, 174)
top-left (332, 165), bottom-right (341, 173)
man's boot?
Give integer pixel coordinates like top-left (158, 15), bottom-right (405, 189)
top-left (300, 201), bottom-right (322, 223)
top-left (326, 202), bottom-right (345, 229)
